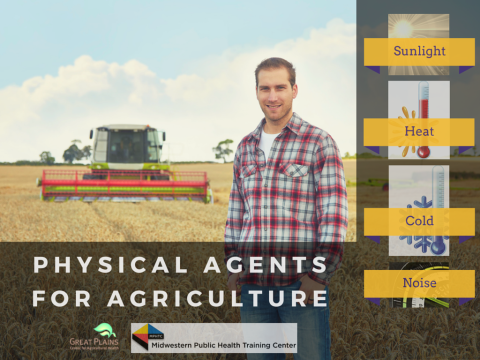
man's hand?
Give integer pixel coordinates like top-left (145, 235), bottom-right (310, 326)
top-left (299, 275), bottom-right (326, 305)
top-left (227, 273), bottom-right (242, 296)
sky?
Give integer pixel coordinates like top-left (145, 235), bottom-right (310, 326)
top-left (0, 0), bottom-right (356, 163)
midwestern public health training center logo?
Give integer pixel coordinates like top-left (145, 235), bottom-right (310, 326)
top-left (132, 324), bottom-right (164, 350)
top-left (69, 323), bottom-right (119, 351)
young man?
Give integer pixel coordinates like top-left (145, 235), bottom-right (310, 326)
top-left (224, 57), bottom-right (348, 360)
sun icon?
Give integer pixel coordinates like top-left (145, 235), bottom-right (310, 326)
top-left (393, 20), bottom-right (413, 38)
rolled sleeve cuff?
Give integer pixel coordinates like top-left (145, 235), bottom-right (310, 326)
top-left (307, 270), bottom-right (332, 286)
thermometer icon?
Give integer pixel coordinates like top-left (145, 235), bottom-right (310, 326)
top-left (431, 166), bottom-right (447, 255)
top-left (419, 81), bottom-right (429, 119)
top-left (417, 81), bottom-right (431, 159)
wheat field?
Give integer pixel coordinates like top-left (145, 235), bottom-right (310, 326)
top-left (2, 161), bottom-right (480, 359)
top-left (0, 161), bottom-right (357, 243)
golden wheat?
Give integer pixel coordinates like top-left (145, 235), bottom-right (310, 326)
top-left (1, 163), bottom-right (480, 359)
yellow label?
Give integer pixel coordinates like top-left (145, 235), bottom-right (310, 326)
top-left (364, 270), bottom-right (475, 298)
top-left (365, 38), bottom-right (475, 66)
top-left (364, 118), bottom-right (475, 146)
top-left (364, 208), bottom-right (475, 236)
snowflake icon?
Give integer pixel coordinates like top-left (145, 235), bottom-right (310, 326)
top-left (398, 196), bottom-right (447, 255)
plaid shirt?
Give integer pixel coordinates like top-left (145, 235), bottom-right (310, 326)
top-left (224, 113), bottom-right (347, 286)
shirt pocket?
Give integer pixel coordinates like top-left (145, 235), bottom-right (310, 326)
top-left (239, 164), bottom-right (258, 215)
top-left (240, 164), bottom-right (257, 179)
top-left (281, 163), bottom-right (310, 178)
top-left (279, 162), bottom-right (314, 224)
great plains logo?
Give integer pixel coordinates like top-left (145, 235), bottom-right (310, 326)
top-left (132, 324), bottom-right (164, 350)
top-left (69, 323), bottom-right (119, 351)
top-left (94, 323), bottom-right (117, 338)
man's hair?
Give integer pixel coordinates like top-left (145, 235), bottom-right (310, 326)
top-left (255, 58), bottom-right (296, 88)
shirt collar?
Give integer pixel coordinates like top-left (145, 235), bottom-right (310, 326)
top-left (249, 112), bottom-right (302, 140)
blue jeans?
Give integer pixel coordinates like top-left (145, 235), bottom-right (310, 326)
top-left (240, 280), bottom-right (331, 360)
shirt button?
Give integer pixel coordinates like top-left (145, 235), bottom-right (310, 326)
top-left (264, 228), bottom-right (267, 231)
top-left (264, 183), bottom-right (267, 187)
top-left (290, 171), bottom-right (294, 175)
top-left (264, 205), bottom-right (267, 209)
top-left (260, 164), bottom-right (265, 167)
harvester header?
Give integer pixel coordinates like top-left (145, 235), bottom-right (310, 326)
top-left (36, 125), bottom-right (213, 203)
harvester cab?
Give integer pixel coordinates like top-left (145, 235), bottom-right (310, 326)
top-left (88, 124), bottom-right (168, 173)
top-left (36, 125), bottom-right (213, 203)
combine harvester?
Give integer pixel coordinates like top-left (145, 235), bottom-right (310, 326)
top-left (36, 125), bottom-right (213, 203)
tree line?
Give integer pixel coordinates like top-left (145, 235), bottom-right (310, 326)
top-left (39, 140), bottom-right (92, 165)
top-left (34, 141), bottom-right (480, 166)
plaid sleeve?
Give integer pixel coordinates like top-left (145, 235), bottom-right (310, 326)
top-left (308, 134), bottom-right (348, 285)
top-left (224, 148), bottom-right (245, 277)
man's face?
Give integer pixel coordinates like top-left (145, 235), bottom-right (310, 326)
top-left (256, 67), bottom-right (298, 123)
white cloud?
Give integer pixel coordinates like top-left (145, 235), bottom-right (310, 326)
top-left (0, 18), bottom-right (356, 163)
